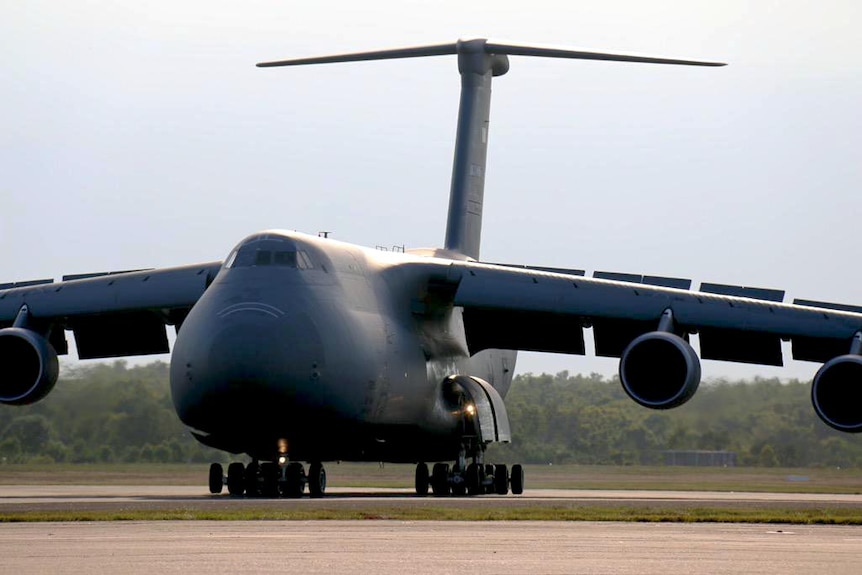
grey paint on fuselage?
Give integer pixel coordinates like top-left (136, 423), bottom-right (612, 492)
top-left (170, 230), bottom-right (516, 462)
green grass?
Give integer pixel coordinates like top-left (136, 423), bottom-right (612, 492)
top-left (1, 506), bottom-right (861, 524)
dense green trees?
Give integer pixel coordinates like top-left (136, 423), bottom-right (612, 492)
top-left (0, 361), bottom-right (224, 465)
top-left (1, 363), bottom-right (860, 467)
top-left (493, 371), bottom-right (862, 467)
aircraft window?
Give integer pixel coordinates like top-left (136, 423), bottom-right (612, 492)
top-left (297, 251), bottom-right (314, 270)
top-left (254, 250), bottom-right (272, 265)
top-left (224, 249), bottom-right (238, 269)
top-left (273, 251), bottom-right (297, 267)
top-left (225, 238), bottom-right (314, 270)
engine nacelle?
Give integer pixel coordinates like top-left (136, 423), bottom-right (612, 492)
top-left (0, 327), bottom-right (60, 406)
top-left (619, 331), bottom-right (701, 409)
top-left (811, 354), bottom-right (862, 433)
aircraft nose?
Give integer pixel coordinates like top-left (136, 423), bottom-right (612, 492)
top-left (170, 304), bottom-right (325, 433)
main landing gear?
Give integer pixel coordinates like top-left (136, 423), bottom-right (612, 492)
top-left (208, 459), bottom-right (327, 498)
top-left (414, 460), bottom-right (524, 496)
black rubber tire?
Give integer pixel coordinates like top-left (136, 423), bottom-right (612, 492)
top-left (431, 463), bottom-right (450, 496)
top-left (308, 462), bottom-right (326, 498)
top-left (244, 461), bottom-right (260, 497)
top-left (465, 463), bottom-right (483, 496)
top-left (281, 462), bottom-right (305, 498)
top-left (415, 463), bottom-right (430, 496)
top-left (260, 462), bottom-right (279, 497)
top-left (510, 463), bottom-right (525, 495)
top-left (494, 464), bottom-right (509, 495)
top-left (208, 463), bottom-right (224, 494)
top-left (226, 462), bottom-right (245, 496)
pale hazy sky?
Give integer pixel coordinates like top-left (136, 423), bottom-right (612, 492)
top-left (2, 1), bottom-right (861, 380)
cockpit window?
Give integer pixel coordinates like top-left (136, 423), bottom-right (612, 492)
top-left (224, 235), bottom-right (314, 270)
top-left (297, 251), bottom-right (313, 269)
top-left (254, 250), bottom-right (272, 266)
top-left (273, 251), bottom-right (297, 266)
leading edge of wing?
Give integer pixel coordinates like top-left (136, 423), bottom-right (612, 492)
top-left (0, 262), bottom-right (223, 322)
top-left (451, 261), bottom-right (862, 352)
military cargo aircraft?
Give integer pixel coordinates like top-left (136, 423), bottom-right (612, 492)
top-left (2, 39), bottom-right (861, 498)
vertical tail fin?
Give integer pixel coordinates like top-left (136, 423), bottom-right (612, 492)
top-left (442, 39), bottom-right (509, 260)
top-left (258, 39), bottom-right (724, 260)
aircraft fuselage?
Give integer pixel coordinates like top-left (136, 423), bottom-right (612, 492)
top-left (169, 230), bottom-right (515, 462)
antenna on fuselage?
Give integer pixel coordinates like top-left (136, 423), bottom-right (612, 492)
top-left (258, 39), bottom-right (725, 261)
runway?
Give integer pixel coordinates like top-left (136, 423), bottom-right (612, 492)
top-left (2, 487), bottom-right (861, 573)
top-left (2, 485), bottom-right (862, 513)
top-left (2, 520), bottom-right (861, 574)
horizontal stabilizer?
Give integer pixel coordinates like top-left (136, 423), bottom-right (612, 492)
top-left (257, 43), bottom-right (457, 68)
top-left (482, 40), bottom-right (725, 67)
top-left (259, 38), bottom-right (723, 261)
top-left (258, 38), bottom-right (726, 68)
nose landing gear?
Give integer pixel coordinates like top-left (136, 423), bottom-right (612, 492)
top-left (208, 459), bottom-right (326, 498)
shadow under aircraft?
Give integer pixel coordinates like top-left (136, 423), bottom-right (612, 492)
top-left (2, 39), bottom-right (861, 498)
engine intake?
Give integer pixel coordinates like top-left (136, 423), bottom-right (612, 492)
top-left (619, 331), bottom-right (701, 409)
top-left (0, 327), bottom-right (59, 406)
top-left (811, 355), bottom-right (862, 433)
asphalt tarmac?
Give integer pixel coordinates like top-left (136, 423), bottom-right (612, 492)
top-left (2, 487), bottom-right (861, 574)
top-left (2, 520), bottom-right (861, 574)
top-left (1, 485), bottom-right (862, 513)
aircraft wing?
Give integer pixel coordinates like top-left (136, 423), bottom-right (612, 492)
top-left (449, 261), bottom-right (862, 366)
top-left (0, 262), bottom-right (222, 359)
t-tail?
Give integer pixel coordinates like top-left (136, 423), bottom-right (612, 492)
top-left (258, 39), bottom-right (725, 260)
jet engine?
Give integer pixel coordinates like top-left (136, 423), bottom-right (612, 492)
top-left (811, 355), bottom-right (862, 433)
top-left (619, 331), bottom-right (701, 409)
top-left (0, 327), bottom-right (59, 406)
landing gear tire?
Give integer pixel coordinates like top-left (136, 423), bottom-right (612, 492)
top-left (494, 464), bottom-right (509, 495)
top-left (465, 463), bottom-right (483, 496)
top-left (415, 463), bottom-right (430, 496)
top-left (226, 462), bottom-right (245, 496)
top-left (510, 464), bottom-right (525, 495)
top-left (244, 461), bottom-right (260, 497)
top-left (208, 463), bottom-right (224, 494)
top-left (308, 462), bottom-right (326, 498)
top-left (431, 463), bottom-right (450, 496)
top-left (282, 462), bottom-right (305, 498)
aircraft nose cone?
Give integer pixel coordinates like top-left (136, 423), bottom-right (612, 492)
top-left (170, 306), bottom-right (325, 434)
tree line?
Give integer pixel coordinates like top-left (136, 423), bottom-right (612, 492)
top-left (0, 362), bottom-right (223, 465)
top-left (492, 371), bottom-right (862, 467)
top-left (1, 362), bottom-right (860, 467)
